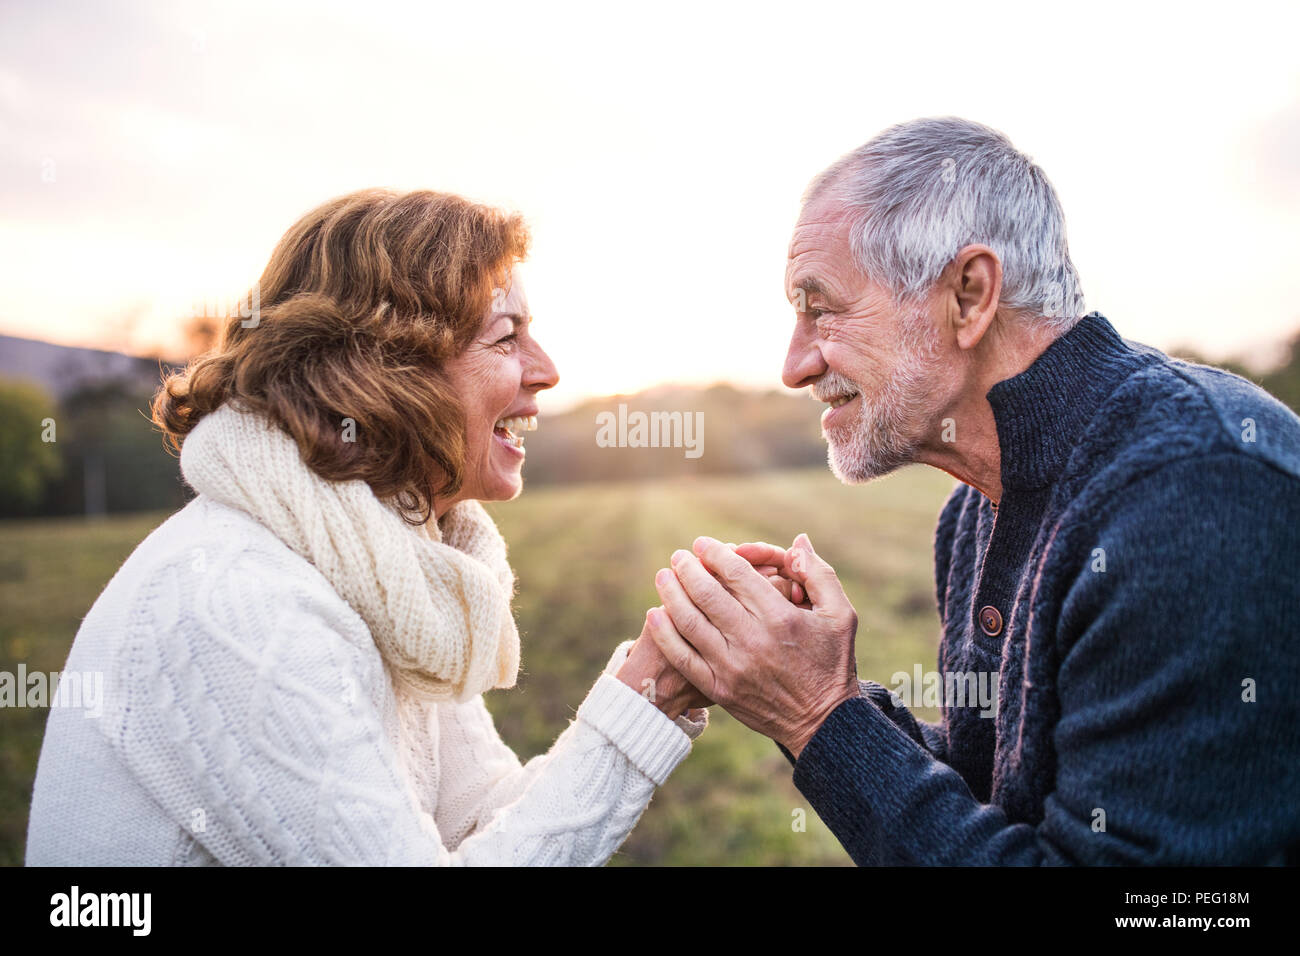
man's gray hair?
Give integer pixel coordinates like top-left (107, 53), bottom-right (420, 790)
top-left (804, 117), bottom-right (1085, 331)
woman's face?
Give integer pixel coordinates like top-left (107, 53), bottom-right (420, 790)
top-left (437, 270), bottom-right (558, 515)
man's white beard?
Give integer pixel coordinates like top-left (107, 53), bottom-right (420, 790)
top-left (823, 306), bottom-right (944, 484)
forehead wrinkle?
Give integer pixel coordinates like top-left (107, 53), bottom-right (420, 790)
top-left (788, 214), bottom-right (851, 271)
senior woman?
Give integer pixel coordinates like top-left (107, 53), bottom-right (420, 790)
top-left (25, 189), bottom-right (709, 866)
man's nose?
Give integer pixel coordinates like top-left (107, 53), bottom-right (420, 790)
top-left (782, 322), bottom-right (827, 389)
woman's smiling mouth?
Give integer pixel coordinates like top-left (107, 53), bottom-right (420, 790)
top-left (493, 414), bottom-right (537, 451)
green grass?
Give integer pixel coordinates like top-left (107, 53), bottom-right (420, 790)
top-left (0, 465), bottom-right (956, 866)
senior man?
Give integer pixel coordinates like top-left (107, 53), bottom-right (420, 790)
top-left (648, 117), bottom-right (1300, 865)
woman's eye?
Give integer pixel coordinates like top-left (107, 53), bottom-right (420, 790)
top-left (494, 333), bottom-right (518, 350)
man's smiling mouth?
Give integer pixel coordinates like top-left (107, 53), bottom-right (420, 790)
top-left (812, 380), bottom-right (863, 431)
top-left (813, 385), bottom-right (861, 409)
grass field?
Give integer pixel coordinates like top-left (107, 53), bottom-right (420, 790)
top-left (0, 464), bottom-right (956, 866)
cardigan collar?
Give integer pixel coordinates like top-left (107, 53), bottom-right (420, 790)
top-left (986, 312), bottom-right (1160, 492)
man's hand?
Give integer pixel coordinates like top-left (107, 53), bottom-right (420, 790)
top-left (650, 533), bottom-right (859, 758)
top-left (734, 541), bottom-right (808, 607)
top-left (614, 538), bottom-right (812, 721)
top-left (616, 607), bottom-right (713, 719)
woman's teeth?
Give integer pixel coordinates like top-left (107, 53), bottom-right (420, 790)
top-left (494, 415), bottom-right (538, 448)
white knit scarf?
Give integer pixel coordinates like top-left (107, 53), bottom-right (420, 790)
top-left (179, 402), bottom-right (520, 703)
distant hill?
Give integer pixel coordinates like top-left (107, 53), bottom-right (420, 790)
top-left (0, 334), bottom-right (178, 399)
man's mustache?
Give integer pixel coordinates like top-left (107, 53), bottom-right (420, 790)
top-left (810, 371), bottom-right (862, 403)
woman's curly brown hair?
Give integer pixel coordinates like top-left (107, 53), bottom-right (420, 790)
top-left (152, 188), bottom-right (530, 523)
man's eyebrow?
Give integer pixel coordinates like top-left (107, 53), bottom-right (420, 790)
top-left (788, 276), bottom-right (829, 301)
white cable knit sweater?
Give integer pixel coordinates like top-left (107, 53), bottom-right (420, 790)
top-left (25, 493), bottom-right (704, 865)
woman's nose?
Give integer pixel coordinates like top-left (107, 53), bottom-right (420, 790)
top-left (525, 340), bottom-right (560, 392)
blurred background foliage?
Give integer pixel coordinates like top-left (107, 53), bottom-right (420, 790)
top-left (0, 381), bottom-right (62, 513)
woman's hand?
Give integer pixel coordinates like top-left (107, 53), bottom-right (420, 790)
top-left (616, 608), bottom-right (713, 719)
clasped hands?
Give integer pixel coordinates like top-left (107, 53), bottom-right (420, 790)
top-left (617, 534), bottom-right (860, 758)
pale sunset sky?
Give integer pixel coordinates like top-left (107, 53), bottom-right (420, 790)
top-left (2, 0), bottom-right (1298, 411)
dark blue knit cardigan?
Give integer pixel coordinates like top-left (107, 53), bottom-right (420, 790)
top-left (785, 312), bottom-right (1300, 865)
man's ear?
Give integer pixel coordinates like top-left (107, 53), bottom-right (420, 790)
top-left (947, 244), bottom-right (1002, 351)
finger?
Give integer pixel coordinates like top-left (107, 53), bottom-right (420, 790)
top-left (691, 536), bottom-right (788, 617)
top-left (733, 541), bottom-right (788, 568)
top-left (769, 560), bottom-right (807, 606)
top-left (655, 565), bottom-right (729, 656)
top-left (760, 567), bottom-right (795, 603)
top-left (666, 549), bottom-right (751, 635)
top-left (761, 568), bottom-right (808, 608)
top-left (645, 606), bottom-right (716, 698)
top-left (786, 533), bottom-right (852, 611)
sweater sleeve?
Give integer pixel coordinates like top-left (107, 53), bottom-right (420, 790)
top-left (857, 679), bottom-right (948, 760)
top-left (789, 454), bottom-right (1300, 865)
top-left (104, 551), bottom-right (699, 866)
top-left (775, 678), bottom-right (946, 768)
top-left (430, 640), bottom-right (707, 847)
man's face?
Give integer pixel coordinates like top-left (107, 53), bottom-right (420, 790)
top-left (783, 197), bottom-right (947, 483)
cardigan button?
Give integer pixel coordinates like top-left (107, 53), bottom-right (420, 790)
top-left (979, 605), bottom-right (1003, 637)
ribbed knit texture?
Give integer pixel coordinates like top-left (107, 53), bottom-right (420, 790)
top-left (578, 674), bottom-right (692, 787)
top-left (787, 312), bottom-right (1300, 865)
top-left (26, 493), bottom-right (704, 866)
